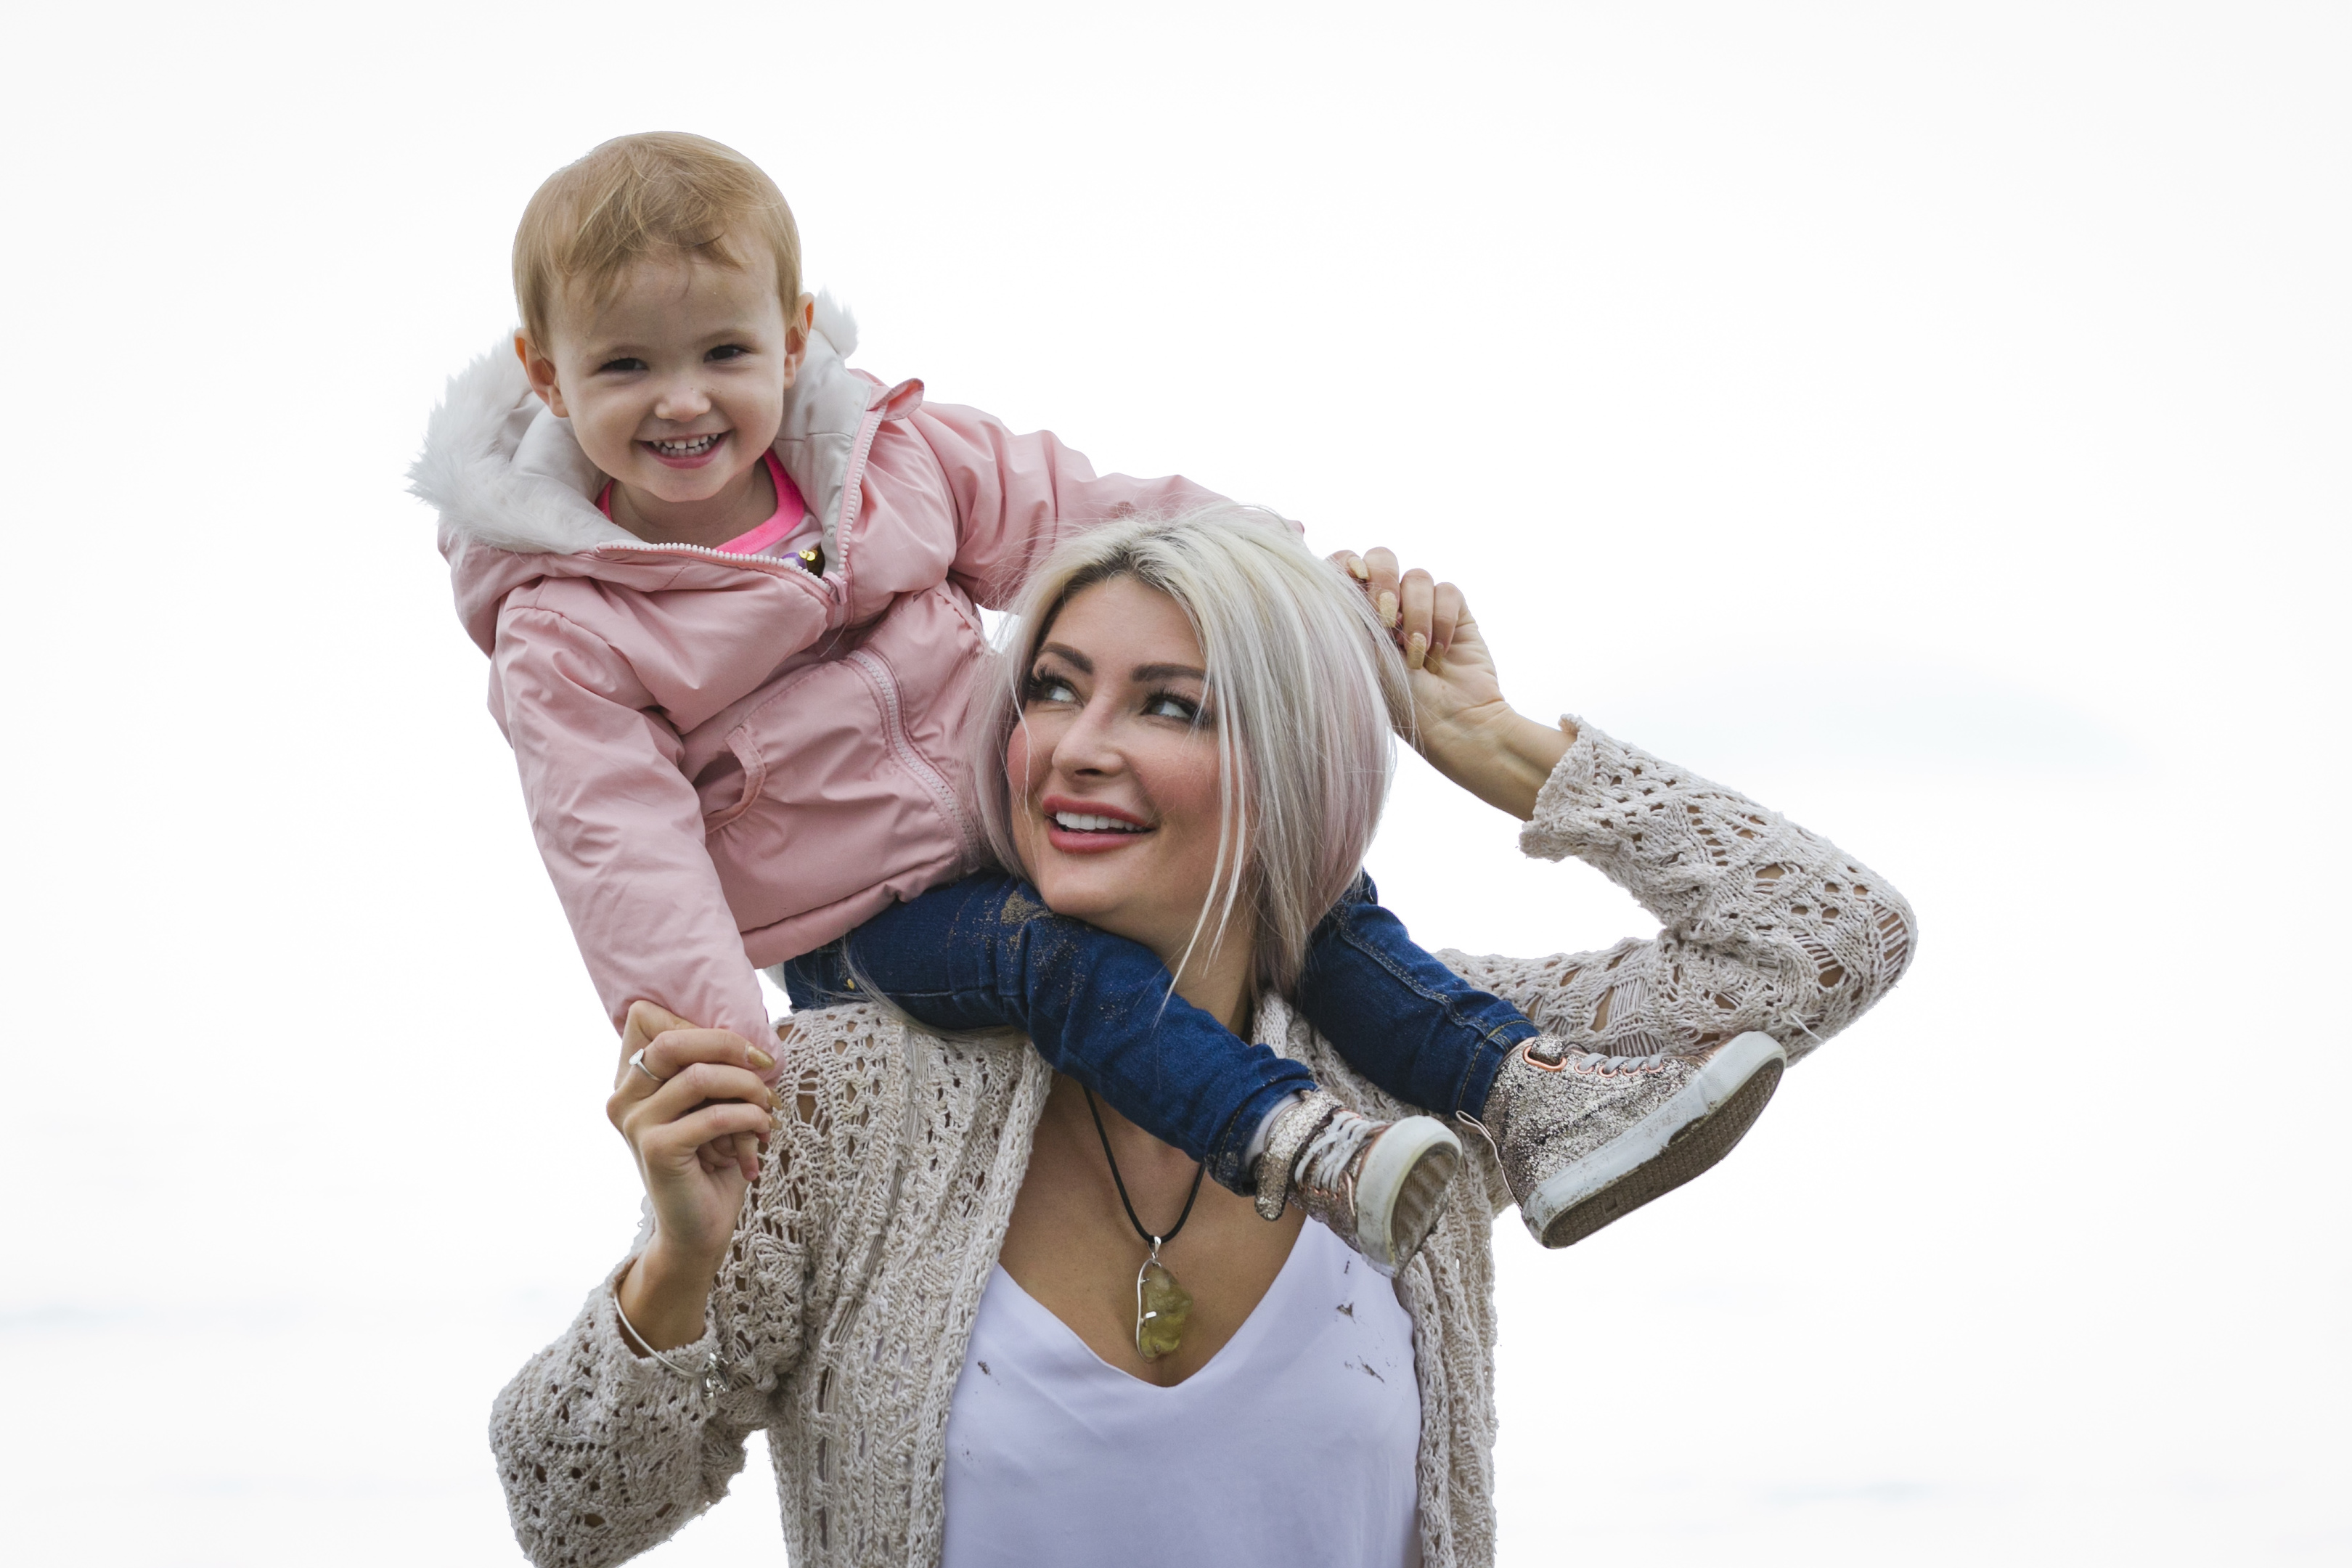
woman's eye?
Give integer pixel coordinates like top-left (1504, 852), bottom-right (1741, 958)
top-left (1023, 673), bottom-right (1078, 706)
top-left (596, 356), bottom-right (647, 374)
top-left (1143, 691), bottom-right (1201, 722)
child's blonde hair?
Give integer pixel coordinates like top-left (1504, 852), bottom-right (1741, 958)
top-left (513, 131), bottom-right (805, 352)
top-left (966, 507), bottom-right (1413, 998)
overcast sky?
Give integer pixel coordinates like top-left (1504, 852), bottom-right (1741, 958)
top-left (2, 4), bottom-right (2345, 1564)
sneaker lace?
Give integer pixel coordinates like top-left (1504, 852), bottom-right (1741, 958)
top-left (1294, 1110), bottom-right (1372, 1204)
top-left (1583, 1048), bottom-right (1675, 1074)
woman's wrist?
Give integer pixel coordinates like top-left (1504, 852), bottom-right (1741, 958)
top-left (1423, 703), bottom-right (1575, 822)
top-left (616, 1236), bottom-right (722, 1354)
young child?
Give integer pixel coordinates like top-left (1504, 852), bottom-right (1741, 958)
top-left (411, 132), bottom-right (1787, 1280)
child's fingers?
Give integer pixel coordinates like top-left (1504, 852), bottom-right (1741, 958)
top-left (623, 1000), bottom-right (697, 1049)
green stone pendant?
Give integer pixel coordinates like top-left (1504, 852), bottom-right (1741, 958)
top-left (1134, 1244), bottom-right (1193, 1361)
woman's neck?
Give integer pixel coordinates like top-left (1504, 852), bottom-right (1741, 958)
top-left (1161, 928), bottom-right (1258, 1038)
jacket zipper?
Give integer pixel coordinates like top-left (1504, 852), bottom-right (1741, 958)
top-left (589, 538), bottom-right (840, 620)
top-left (587, 536), bottom-right (829, 571)
top-left (828, 400), bottom-right (893, 611)
top-left (846, 649), bottom-right (981, 865)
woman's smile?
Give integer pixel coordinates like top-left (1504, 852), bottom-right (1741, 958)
top-left (1042, 793), bottom-right (1154, 852)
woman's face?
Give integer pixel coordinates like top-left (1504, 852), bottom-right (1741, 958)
top-left (1005, 576), bottom-right (1239, 974)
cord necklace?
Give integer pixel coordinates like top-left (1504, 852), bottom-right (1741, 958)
top-left (1083, 1087), bottom-right (1205, 1360)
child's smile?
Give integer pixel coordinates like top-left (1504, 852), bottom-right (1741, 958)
top-left (645, 432), bottom-right (727, 466)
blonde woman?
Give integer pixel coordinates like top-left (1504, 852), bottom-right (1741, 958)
top-left (491, 510), bottom-right (1915, 1567)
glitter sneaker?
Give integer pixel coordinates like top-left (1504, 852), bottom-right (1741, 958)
top-left (1252, 1091), bottom-right (1463, 1275)
top-left (1475, 1031), bottom-right (1787, 1248)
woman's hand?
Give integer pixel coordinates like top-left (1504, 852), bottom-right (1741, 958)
top-left (1334, 547), bottom-right (1575, 821)
top-left (606, 1001), bottom-right (777, 1350)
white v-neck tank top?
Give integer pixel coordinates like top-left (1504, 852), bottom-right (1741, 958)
top-left (940, 1218), bottom-right (1423, 1567)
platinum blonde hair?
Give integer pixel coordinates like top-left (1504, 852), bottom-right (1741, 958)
top-left (965, 506), bottom-right (1413, 997)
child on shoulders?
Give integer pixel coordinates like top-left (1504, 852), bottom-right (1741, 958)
top-left (412, 134), bottom-right (1785, 1302)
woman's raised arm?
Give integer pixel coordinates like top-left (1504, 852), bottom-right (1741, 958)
top-left (1454, 719), bottom-right (1916, 1064)
top-left (1336, 550), bottom-right (1915, 1063)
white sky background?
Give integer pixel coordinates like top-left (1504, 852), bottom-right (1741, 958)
top-left (1, 2), bottom-right (2345, 1563)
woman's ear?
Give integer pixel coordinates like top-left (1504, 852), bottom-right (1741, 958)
top-left (515, 331), bottom-right (569, 417)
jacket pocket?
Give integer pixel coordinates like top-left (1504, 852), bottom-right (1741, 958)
top-left (703, 656), bottom-right (965, 934)
top-left (696, 726), bottom-right (769, 833)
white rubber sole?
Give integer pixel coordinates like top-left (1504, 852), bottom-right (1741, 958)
top-left (1354, 1115), bottom-right (1465, 1275)
top-left (1519, 1031), bottom-right (1788, 1249)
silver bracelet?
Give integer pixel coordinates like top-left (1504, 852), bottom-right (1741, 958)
top-left (613, 1285), bottom-right (714, 1384)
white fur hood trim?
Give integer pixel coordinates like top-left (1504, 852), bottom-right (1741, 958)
top-left (409, 291), bottom-right (872, 558)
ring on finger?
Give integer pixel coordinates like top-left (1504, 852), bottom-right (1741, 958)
top-left (629, 1047), bottom-right (664, 1085)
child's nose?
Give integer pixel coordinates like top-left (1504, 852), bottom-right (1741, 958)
top-left (653, 377), bottom-right (711, 422)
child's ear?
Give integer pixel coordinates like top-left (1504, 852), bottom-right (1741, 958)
top-left (780, 293), bottom-right (817, 387)
top-left (515, 331), bottom-right (568, 417)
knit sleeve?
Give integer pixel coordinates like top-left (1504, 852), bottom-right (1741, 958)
top-left (487, 1010), bottom-right (884, 1567)
top-left (1439, 720), bottom-right (1917, 1066)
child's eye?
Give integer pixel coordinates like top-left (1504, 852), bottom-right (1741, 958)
top-left (706, 344), bottom-right (751, 363)
top-left (596, 356), bottom-right (648, 375)
top-left (1023, 671), bottom-right (1078, 706)
top-left (1143, 691), bottom-right (1201, 722)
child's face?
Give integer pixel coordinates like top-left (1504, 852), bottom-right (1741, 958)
top-left (519, 243), bottom-right (804, 520)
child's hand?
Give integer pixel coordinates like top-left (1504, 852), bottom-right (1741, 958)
top-left (1330, 547), bottom-right (1466, 671)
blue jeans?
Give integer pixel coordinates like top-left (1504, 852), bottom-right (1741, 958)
top-left (779, 872), bottom-right (1538, 1194)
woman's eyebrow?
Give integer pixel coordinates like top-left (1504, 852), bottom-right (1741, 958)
top-left (1132, 663), bottom-right (1206, 683)
top-left (1035, 642), bottom-right (1091, 673)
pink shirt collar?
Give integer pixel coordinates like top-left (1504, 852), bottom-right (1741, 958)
top-left (597, 449), bottom-right (809, 555)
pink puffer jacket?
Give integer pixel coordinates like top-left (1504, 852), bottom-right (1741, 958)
top-left (411, 300), bottom-right (1221, 1053)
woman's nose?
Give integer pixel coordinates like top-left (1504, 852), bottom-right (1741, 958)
top-left (1050, 700), bottom-right (1124, 776)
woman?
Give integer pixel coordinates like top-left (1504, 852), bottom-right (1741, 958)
top-left (490, 510), bottom-right (1915, 1567)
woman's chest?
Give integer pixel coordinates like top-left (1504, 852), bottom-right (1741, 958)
top-left (939, 1220), bottom-right (1424, 1567)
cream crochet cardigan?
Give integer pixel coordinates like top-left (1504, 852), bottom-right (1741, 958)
top-left (490, 723), bottom-right (1916, 1568)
